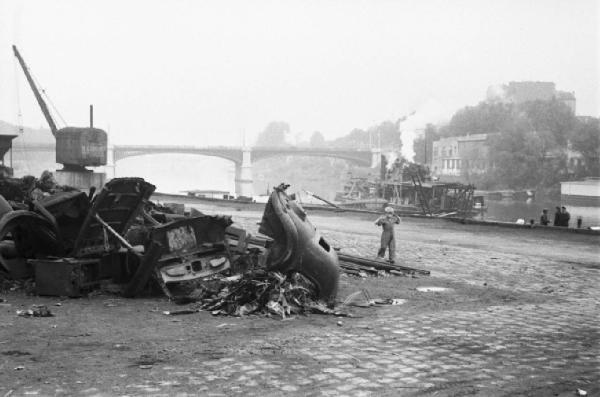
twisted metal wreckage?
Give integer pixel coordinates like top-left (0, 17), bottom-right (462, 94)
top-left (0, 178), bottom-right (344, 315)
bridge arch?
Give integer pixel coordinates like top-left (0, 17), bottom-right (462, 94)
top-left (109, 146), bottom-right (252, 198)
top-left (250, 147), bottom-right (373, 167)
top-left (112, 146), bottom-right (243, 165)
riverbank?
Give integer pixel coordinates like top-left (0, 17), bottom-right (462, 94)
top-left (2, 190), bottom-right (598, 396)
top-left (151, 192), bottom-right (600, 237)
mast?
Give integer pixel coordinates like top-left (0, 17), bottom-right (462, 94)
top-left (12, 45), bottom-right (58, 136)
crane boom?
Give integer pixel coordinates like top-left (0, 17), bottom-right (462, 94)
top-left (12, 45), bottom-right (58, 136)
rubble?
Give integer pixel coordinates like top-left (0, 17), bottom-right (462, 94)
top-left (16, 304), bottom-right (53, 317)
top-left (0, 176), bottom-right (351, 317)
top-left (190, 269), bottom-right (347, 318)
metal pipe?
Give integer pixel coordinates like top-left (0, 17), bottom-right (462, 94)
top-left (90, 105), bottom-right (94, 128)
top-left (337, 252), bottom-right (430, 275)
top-left (94, 213), bottom-right (134, 250)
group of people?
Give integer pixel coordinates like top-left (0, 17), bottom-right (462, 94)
top-left (540, 206), bottom-right (571, 227)
top-left (376, 204), bottom-right (575, 263)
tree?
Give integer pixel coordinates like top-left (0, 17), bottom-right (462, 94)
top-left (570, 118), bottom-right (600, 177)
top-left (331, 121), bottom-right (402, 151)
top-left (436, 98), bottom-right (578, 191)
top-left (487, 119), bottom-right (567, 190)
top-left (368, 121), bottom-right (402, 151)
top-left (440, 102), bottom-right (514, 137)
top-left (519, 99), bottom-right (576, 147)
top-left (330, 128), bottom-right (369, 149)
top-left (255, 121), bottom-right (291, 147)
top-left (309, 131), bottom-right (326, 147)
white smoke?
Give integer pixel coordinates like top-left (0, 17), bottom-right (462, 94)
top-left (385, 151), bottom-right (398, 170)
top-left (399, 99), bottom-right (455, 161)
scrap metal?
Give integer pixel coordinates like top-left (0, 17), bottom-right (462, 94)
top-left (259, 183), bottom-right (340, 305)
top-left (1, 176), bottom-right (409, 317)
top-left (337, 252), bottom-right (431, 276)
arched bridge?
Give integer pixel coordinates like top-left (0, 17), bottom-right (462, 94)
top-left (111, 145), bottom-right (381, 197)
top-left (11, 143), bottom-right (383, 198)
top-left (112, 145), bottom-right (374, 167)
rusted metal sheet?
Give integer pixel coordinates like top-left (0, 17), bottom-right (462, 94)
top-left (259, 184), bottom-right (340, 305)
top-left (30, 257), bottom-right (101, 297)
top-left (37, 190), bottom-right (90, 253)
top-left (72, 178), bottom-right (155, 257)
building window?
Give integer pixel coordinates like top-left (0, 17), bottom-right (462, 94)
top-left (457, 160), bottom-right (461, 169)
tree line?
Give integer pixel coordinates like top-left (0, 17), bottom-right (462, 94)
top-left (413, 100), bottom-right (599, 193)
top-left (254, 120), bottom-right (402, 151)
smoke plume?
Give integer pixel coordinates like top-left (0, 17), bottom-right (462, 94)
top-left (399, 99), bottom-right (455, 161)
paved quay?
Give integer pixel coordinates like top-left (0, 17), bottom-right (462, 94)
top-left (1, 213), bottom-right (599, 396)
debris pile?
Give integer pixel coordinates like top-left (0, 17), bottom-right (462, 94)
top-left (0, 170), bottom-right (76, 205)
top-left (195, 270), bottom-right (346, 318)
top-left (0, 177), bottom-right (345, 316)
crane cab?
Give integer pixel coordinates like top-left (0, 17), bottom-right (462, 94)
top-left (55, 127), bottom-right (107, 169)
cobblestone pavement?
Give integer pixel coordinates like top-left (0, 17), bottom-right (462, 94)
top-left (2, 214), bottom-right (599, 396)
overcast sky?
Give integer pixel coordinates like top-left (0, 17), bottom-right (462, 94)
top-left (1, 0), bottom-right (598, 151)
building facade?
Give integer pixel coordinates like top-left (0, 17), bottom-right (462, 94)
top-left (431, 133), bottom-right (495, 182)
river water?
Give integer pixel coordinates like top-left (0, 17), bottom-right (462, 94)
top-left (13, 152), bottom-right (600, 228)
top-left (115, 155), bottom-right (600, 228)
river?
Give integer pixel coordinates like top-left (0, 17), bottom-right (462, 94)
top-left (12, 152), bottom-right (600, 228)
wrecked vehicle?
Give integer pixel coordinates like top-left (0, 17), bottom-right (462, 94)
top-left (0, 177), bottom-right (341, 313)
top-left (259, 183), bottom-right (339, 304)
top-left (0, 177), bottom-right (156, 296)
top-left (150, 215), bottom-right (234, 301)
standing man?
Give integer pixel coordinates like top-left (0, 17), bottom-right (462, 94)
top-left (540, 209), bottom-right (550, 226)
top-left (561, 206), bottom-right (571, 227)
top-left (553, 206), bottom-right (561, 226)
top-left (375, 206), bottom-right (400, 263)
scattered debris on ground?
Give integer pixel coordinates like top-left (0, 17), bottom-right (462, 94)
top-left (337, 252), bottom-right (430, 278)
top-left (416, 286), bottom-right (452, 292)
top-left (341, 289), bottom-right (407, 307)
top-left (0, 175), bottom-right (430, 318)
top-left (16, 304), bottom-right (53, 317)
top-left (192, 270), bottom-right (348, 318)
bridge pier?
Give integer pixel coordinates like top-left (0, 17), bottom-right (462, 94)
top-left (105, 145), bottom-right (116, 180)
top-left (371, 147), bottom-right (382, 168)
top-left (235, 147), bottom-right (253, 198)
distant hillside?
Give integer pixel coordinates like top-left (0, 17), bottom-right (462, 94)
top-left (0, 120), bottom-right (55, 147)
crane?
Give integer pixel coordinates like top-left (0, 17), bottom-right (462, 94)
top-left (12, 45), bottom-right (107, 170)
top-left (12, 45), bottom-right (59, 136)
